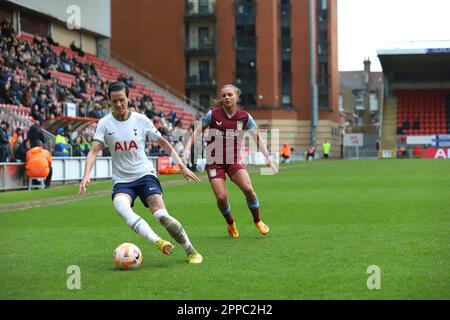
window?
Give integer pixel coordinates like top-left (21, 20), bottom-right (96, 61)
top-left (319, 94), bottom-right (329, 108)
top-left (370, 93), bottom-right (378, 111)
top-left (235, 0), bottom-right (256, 106)
top-left (20, 11), bottom-right (49, 37)
top-left (355, 91), bottom-right (364, 110)
top-left (199, 61), bottom-right (210, 82)
top-left (0, 6), bottom-right (13, 25)
top-left (198, 0), bottom-right (209, 14)
top-left (198, 27), bottom-right (210, 48)
top-left (282, 94), bottom-right (291, 105)
top-left (236, 0), bottom-right (255, 15)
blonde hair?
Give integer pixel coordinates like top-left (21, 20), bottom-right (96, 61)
top-left (212, 84), bottom-right (241, 107)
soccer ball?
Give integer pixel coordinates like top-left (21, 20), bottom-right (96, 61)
top-left (113, 243), bottom-right (142, 270)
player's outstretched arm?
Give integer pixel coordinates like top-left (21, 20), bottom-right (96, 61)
top-left (79, 141), bottom-right (102, 195)
top-left (157, 136), bottom-right (201, 183)
top-left (182, 123), bottom-right (205, 164)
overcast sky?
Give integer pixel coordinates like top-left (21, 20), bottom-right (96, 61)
top-left (337, 0), bottom-right (450, 71)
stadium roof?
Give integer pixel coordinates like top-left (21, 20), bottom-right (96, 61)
top-left (377, 41), bottom-right (450, 82)
top-left (42, 116), bottom-right (98, 135)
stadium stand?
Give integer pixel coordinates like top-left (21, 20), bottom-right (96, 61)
top-left (0, 19), bottom-right (197, 161)
top-left (396, 89), bottom-right (449, 135)
top-left (16, 31), bottom-right (196, 129)
top-left (378, 42), bottom-right (450, 157)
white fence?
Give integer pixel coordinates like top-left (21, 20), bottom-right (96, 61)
top-left (0, 157), bottom-right (158, 191)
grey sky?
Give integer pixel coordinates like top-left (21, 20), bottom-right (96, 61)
top-left (337, 0), bottom-right (450, 71)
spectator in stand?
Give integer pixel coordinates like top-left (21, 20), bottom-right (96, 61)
top-left (11, 133), bottom-right (23, 161)
top-left (0, 80), bottom-right (13, 104)
top-left (34, 91), bottom-right (49, 110)
top-left (0, 120), bottom-right (10, 162)
top-left (9, 127), bottom-right (23, 157)
top-left (89, 62), bottom-right (98, 77)
top-left (14, 137), bottom-right (31, 162)
top-left (78, 105), bottom-right (87, 117)
top-left (72, 136), bottom-right (82, 156)
top-left (0, 19), bottom-right (15, 38)
top-left (0, 65), bottom-right (12, 83)
top-left (174, 136), bottom-right (184, 157)
top-left (66, 124), bottom-right (78, 144)
top-left (46, 35), bottom-right (59, 46)
top-left (90, 102), bottom-right (106, 118)
top-left (31, 103), bottom-right (44, 124)
top-left (70, 41), bottom-right (85, 57)
top-left (169, 110), bottom-right (176, 126)
top-left (54, 127), bottom-right (70, 156)
top-left (144, 100), bottom-right (155, 119)
top-left (148, 141), bottom-right (160, 156)
top-left (79, 135), bottom-right (91, 156)
top-left (160, 112), bottom-right (168, 129)
top-left (28, 120), bottom-right (46, 147)
top-left (118, 74), bottom-right (134, 88)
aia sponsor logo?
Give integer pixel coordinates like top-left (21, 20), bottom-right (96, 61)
top-left (115, 140), bottom-right (138, 151)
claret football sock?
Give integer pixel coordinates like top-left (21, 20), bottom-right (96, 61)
top-left (220, 203), bottom-right (234, 225)
top-left (247, 198), bottom-right (261, 223)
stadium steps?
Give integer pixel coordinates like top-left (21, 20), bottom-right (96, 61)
top-left (381, 96), bottom-right (398, 151)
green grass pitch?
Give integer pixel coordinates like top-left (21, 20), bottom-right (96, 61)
top-left (0, 159), bottom-right (449, 299)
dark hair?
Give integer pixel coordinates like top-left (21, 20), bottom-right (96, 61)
top-left (107, 81), bottom-right (129, 99)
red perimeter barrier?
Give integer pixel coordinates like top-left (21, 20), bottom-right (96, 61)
top-left (422, 148), bottom-right (450, 159)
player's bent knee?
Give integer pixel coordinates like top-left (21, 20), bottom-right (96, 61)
top-left (113, 195), bottom-right (138, 227)
top-left (216, 193), bottom-right (228, 204)
top-left (113, 195), bottom-right (131, 212)
top-left (243, 187), bottom-right (255, 198)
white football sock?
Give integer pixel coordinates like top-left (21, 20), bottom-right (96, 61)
top-left (113, 195), bottom-right (160, 245)
top-left (153, 209), bottom-right (195, 254)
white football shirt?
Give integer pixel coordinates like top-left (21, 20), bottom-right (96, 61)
top-left (93, 112), bottom-right (162, 185)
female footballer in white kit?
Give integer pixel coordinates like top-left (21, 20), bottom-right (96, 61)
top-left (79, 81), bottom-right (203, 264)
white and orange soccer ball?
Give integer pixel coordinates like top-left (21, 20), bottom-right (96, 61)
top-left (113, 243), bottom-right (142, 270)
